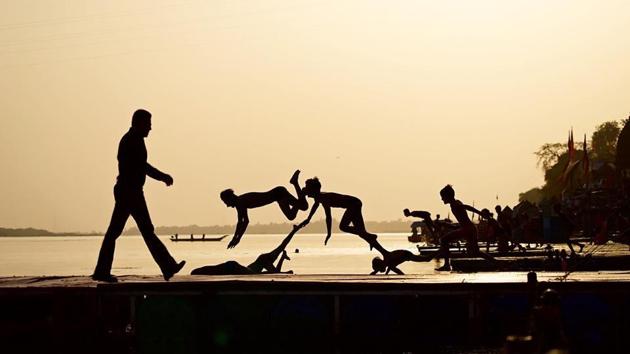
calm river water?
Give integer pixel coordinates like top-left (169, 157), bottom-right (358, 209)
top-left (0, 233), bottom-right (439, 276)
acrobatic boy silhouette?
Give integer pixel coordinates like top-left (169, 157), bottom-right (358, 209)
top-left (221, 170), bottom-right (308, 248)
top-left (298, 177), bottom-right (378, 248)
top-left (191, 224), bottom-right (302, 275)
top-left (429, 185), bottom-right (496, 271)
top-left (370, 246), bottom-right (429, 275)
top-left (403, 209), bottom-right (437, 237)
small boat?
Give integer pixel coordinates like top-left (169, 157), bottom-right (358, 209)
top-left (170, 234), bottom-right (229, 242)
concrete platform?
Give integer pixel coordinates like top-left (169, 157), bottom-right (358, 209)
top-left (1, 271), bottom-right (630, 353)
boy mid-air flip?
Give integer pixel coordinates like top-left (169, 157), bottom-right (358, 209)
top-left (403, 208), bottom-right (437, 239)
top-left (221, 170), bottom-right (308, 248)
top-left (191, 224), bottom-right (302, 275)
top-left (298, 177), bottom-right (378, 249)
top-left (429, 185), bottom-right (496, 271)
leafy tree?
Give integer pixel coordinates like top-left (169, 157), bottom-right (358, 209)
top-left (534, 143), bottom-right (566, 171)
top-left (523, 119), bottom-right (624, 204)
top-left (591, 121), bottom-right (621, 163)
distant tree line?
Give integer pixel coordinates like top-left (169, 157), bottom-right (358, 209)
top-left (123, 218), bottom-right (412, 236)
top-left (0, 227), bottom-right (101, 236)
top-left (1, 219), bottom-right (414, 237)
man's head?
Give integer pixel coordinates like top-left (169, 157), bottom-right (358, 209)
top-left (495, 205), bottom-right (502, 214)
top-left (371, 257), bottom-right (386, 274)
top-left (131, 109), bottom-right (152, 137)
top-left (220, 189), bottom-right (238, 207)
top-left (440, 185), bottom-right (455, 204)
top-left (480, 208), bottom-right (492, 220)
top-left (303, 177), bottom-right (322, 197)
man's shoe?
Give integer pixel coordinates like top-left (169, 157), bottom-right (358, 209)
top-left (92, 273), bottom-right (118, 283)
top-left (163, 260), bottom-right (186, 281)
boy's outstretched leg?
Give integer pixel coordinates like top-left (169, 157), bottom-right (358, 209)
top-left (435, 229), bottom-right (462, 271)
top-left (340, 206), bottom-right (378, 249)
top-left (290, 170), bottom-right (308, 211)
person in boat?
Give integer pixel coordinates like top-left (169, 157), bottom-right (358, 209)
top-left (191, 224), bottom-right (302, 275)
top-left (298, 177), bottom-right (378, 249)
top-left (427, 185), bottom-right (496, 271)
top-left (481, 208), bottom-right (520, 254)
top-left (495, 205), bottom-right (526, 252)
top-left (479, 209), bottom-right (501, 252)
top-left (495, 205), bottom-right (511, 235)
top-left (552, 203), bottom-right (584, 254)
top-left (370, 246), bottom-right (430, 275)
top-left (221, 170), bottom-right (308, 248)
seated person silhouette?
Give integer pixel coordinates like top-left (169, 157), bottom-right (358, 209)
top-left (298, 177), bottom-right (378, 249)
top-left (191, 224), bottom-right (302, 275)
top-left (221, 170), bottom-right (308, 248)
top-left (370, 246), bottom-right (429, 275)
top-left (428, 185), bottom-right (496, 271)
top-left (480, 208), bottom-right (506, 252)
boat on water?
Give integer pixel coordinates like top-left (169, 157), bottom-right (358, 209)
top-left (170, 234), bottom-right (229, 242)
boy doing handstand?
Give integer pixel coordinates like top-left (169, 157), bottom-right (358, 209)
top-left (191, 224), bottom-right (302, 275)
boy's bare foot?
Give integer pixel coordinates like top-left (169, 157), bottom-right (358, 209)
top-left (282, 250), bottom-right (291, 261)
top-left (290, 169), bottom-right (300, 185)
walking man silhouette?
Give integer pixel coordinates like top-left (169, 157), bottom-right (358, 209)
top-left (92, 109), bottom-right (185, 282)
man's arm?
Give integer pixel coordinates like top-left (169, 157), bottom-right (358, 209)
top-left (299, 201), bottom-right (319, 228)
top-left (324, 206), bottom-right (333, 245)
top-left (147, 163), bottom-right (173, 186)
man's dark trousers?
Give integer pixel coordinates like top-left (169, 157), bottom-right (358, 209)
top-left (94, 184), bottom-right (176, 276)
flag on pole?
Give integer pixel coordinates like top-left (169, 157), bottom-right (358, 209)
top-left (568, 128), bottom-right (575, 162)
top-left (583, 134), bottom-right (590, 182)
top-left (560, 128), bottom-right (576, 184)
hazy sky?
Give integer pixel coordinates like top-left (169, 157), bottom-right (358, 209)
top-left (1, 0), bottom-right (629, 232)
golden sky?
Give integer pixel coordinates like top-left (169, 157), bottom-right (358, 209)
top-left (1, 0), bottom-right (629, 232)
